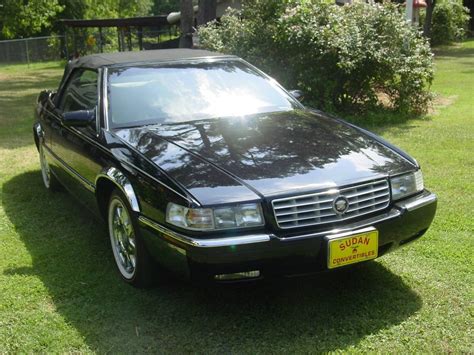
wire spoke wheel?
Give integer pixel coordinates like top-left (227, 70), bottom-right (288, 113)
top-left (39, 144), bottom-right (51, 189)
top-left (108, 196), bottom-right (138, 279)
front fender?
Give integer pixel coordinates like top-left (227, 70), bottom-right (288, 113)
top-left (96, 167), bottom-right (140, 212)
top-left (33, 122), bottom-right (43, 151)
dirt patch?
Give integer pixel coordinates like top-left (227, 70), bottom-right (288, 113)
top-left (428, 94), bottom-right (458, 115)
top-left (0, 72), bottom-right (11, 81)
top-left (376, 92), bottom-right (393, 109)
top-left (375, 91), bottom-right (457, 115)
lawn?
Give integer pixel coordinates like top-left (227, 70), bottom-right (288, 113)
top-left (0, 42), bottom-right (472, 353)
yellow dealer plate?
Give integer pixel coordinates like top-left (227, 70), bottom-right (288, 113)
top-left (327, 228), bottom-right (378, 269)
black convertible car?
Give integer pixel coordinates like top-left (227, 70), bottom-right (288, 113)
top-left (34, 49), bottom-right (437, 286)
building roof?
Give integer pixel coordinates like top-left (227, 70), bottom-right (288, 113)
top-left (69, 49), bottom-right (231, 69)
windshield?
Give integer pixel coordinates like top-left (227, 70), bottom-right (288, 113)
top-left (107, 60), bottom-right (298, 128)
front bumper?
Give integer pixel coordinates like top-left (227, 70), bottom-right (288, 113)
top-left (139, 190), bottom-right (437, 282)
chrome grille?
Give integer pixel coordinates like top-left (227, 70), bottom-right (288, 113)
top-left (272, 179), bottom-right (390, 229)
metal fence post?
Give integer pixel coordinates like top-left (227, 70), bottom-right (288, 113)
top-left (25, 39), bottom-right (30, 67)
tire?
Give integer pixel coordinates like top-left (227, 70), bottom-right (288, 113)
top-left (39, 143), bottom-right (61, 191)
top-left (107, 189), bottom-right (156, 288)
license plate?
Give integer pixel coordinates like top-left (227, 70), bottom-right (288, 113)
top-left (327, 228), bottom-right (378, 269)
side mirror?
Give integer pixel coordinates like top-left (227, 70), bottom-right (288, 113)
top-left (289, 89), bottom-right (305, 102)
top-left (37, 90), bottom-right (55, 104)
top-left (62, 110), bottom-right (95, 127)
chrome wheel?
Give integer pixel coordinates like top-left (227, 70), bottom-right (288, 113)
top-left (108, 197), bottom-right (137, 279)
top-left (39, 144), bottom-right (51, 189)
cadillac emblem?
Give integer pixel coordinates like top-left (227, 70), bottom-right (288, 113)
top-left (333, 196), bottom-right (349, 215)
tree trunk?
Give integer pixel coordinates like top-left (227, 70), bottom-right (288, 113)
top-left (423, 0), bottom-right (436, 38)
top-left (197, 0), bottom-right (217, 26)
top-left (179, 0), bottom-right (194, 48)
top-left (463, 0), bottom-right (473, 31)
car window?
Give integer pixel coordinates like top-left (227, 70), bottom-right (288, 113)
top-left (59, 69), bottom-right (98, 113)
top-left (107, 60), bottom-right (298, 128)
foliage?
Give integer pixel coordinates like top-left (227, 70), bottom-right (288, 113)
top-left (428, 0), bottom-right (470, 45)
top-left (0, 0), bottom-right (64, 39)
top-left (198, 0), bottom-right (434, 115)
top-left (0, 0), bottom-right (155, 40)
top-left (151, 0), bottom-right (180, 15)
top-left (81, 0), bottom-right (153, 19)
top-left (57, 0), bottom-right (154, 21)
top-left (56, 0), bottom-right (88, 22)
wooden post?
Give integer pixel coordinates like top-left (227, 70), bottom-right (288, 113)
top-left (73, 30), bottom-right (77, 57)
top-left (121, 28), bottom-right (126, 51)
top-left (99, 27), bottom-right (103, 53)
top-left (64, 31), bottom-right (69, 60)
top-left (138, 26), bottom-right (143, 50)
top-left (117, 27), bottom-right (122, 51)
top-left (127, 27), bottom-right (132, 51)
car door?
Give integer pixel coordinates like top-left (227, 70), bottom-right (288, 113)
top-left (50, 68), bottom-right (103, 212)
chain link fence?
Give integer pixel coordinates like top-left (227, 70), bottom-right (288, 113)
top-left (0, 26), bottom-right (180, 65)
top-left (0, 36), bottom-right (66, 65)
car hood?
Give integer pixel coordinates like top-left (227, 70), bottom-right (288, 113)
top-left (114, 110), bottom-right (415, 204)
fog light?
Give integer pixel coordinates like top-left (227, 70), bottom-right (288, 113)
top-left (214, 270), bottom-right (261, 281)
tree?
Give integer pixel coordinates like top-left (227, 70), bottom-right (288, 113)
top-left (179, 0), bottom-right (193, 48)
top-left (57, 0), bottom-right (87, 21)
top-left (0, 0), bottom-right (64, 39)
top-left (57, 0), bottom-right (153, 21)
top-left (423, 0), bottom-right (436, 38)
top-left (118, 0), bottom-right (153, 17)
top-left (80, 0), bottom-right (153, 19)
top-left (197, 0), bottom-right (217, 26)
top-left (151, 0), bottom-right (179, 15)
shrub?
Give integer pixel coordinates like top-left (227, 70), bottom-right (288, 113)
top-left (198, 0), bottom-right (434, 115)
top-left (429, 0), bottom-right (470, 45)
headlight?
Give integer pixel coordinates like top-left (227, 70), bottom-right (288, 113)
top-left (390, 170), bottom-right (424, 201)
top-left (166, 202), bottom-right (264, 231)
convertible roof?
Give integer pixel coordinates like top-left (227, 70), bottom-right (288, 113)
top-left (69, 49), bottom-right (231, 69)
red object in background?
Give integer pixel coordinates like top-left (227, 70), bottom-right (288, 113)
top-left (413, 0), bottom-right (427, 8)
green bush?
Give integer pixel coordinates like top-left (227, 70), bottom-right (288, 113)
top-left (198, 0), bottom-right (434, 115)
top-left (430, 0), bottom-right (470, 45)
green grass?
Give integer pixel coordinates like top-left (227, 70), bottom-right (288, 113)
top-left (0, 42), bottom-right (473, 353)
